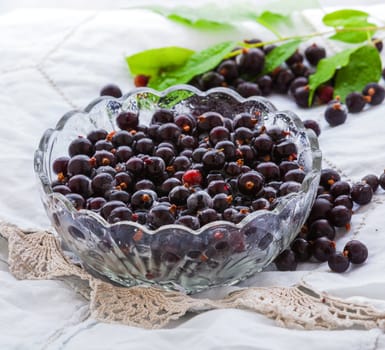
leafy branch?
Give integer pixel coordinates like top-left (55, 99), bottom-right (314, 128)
top-left (125, 8), bottom-right (384, 103)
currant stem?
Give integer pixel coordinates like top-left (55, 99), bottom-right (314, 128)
top-left (226, 25), bottom-right (385, 59)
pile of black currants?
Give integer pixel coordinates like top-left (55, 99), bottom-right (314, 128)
top-left (274, 168), bottom-right (385, 273)
top-left (51, 106), bottom-right (309, 231)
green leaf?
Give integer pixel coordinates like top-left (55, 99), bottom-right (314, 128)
top-left (329, 21), bottom-right (376, 43)
top-left (334, 45), bottom-right (382, 101)
top-left (308, 48), bottom-right (357, 103)
top-left (166, 14), bottom-right (233, 30)
top-left (323, 9), bottom-right (369, 27)
top-left (148, 41), bottom-right (236, 91)
top-left (262, 39), bottom-right (302, 74)
top-left (126, 47), bottom-right (194, 76)
top-left (256, 11), bottom-right (291, 38)
top-left (150, 4), bottom-right (256, 30)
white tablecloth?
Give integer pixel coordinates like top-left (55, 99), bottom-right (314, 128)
top-left (1, 3), bottom-right (385, 349)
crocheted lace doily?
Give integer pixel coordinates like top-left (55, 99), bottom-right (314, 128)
top-left (1, 221), bottom-right (385, 330)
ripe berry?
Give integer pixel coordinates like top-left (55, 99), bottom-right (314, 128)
top-left (237, 48), bottom-right (265, 75)
top-left (293, 85), bottom-right (310, 108)
top-left (362, 174), bottom-right (379, 192)
top-left (236, 82), bottom-right (261, 97)
top-left (274, 249), bottom-right (297, 271)
top-left (134, 75), bottom-right (149, 87)
top-left (312, 237), bottom-right (336, 262)
top-left (344, 240), bottom-right (368, 264)
top-left (345, 92), bottom-right (366, 113)
top-left (182, 169), bottom-right (203, 186)
top-left (200, 71), bottom-right (225, 90)
top-left (305, 43), bottom-right (326, 66)
top-left (351, 182), bottom-right (373, 205)
top-left (324, 100), bottom-right (348, 127)
top-left (303, 119), bottom-right (321, 137)
top-left (328, 252), bottom-right (350, 273)
top-left (362, 83), bottom-right (385, 105)
top-left (100, 84), bottom-right (122, 98)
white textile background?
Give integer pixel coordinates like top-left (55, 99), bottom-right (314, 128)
top-left (1, 3), bottom-right (385, 349)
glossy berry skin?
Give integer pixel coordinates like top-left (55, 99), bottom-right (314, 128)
top-left (351, 182), bottom-right (373, 205)
top-left (362, 174), bottom-right (379, 192)
top-left (320, 168), bottom-right (341, 189)
top-left (328, 252), bottom-right (350, 273)
top-left (68, 137), bottom-right (94, 157)
top-left (200, 72), bottom-right (225, 90)
top-left (345, 92), bottom-right (366, 113)
top-left (293, 86), bottom-right (310, 108)
top-left (303, 119), bottom-right (321, 137)
top-left (100, 84), bottom-right (122, 98)
top-left (147, 205), bottom-right (175, 229)
top-left (324, 100), bottom-right (347, 127)
top-left (182, 169), bottom-right (202, 187)
top-left (53, 156), bottom-right (70, 174)
top-left (304, 43), bottom-right (326, 66)
top-left (330, 181), bottom-right (351, 197)
top-left (175, 215), bottom-right (200, 230)
top-left (328, 205), bottom-right (352, 227)
top-left (256, 75), bottom-right (273, 96)
top-left (308, 219), bottom-right (336, 240)
top-left (116, 111), bottom-right (139, 130)
top-left (236, 82), bottom-right (261, 98)
top-left (344, 240), bottom-right (368, 264)
top-left (217, 60), bottom-right (239, 82)
top-left (187, 191), bottom-right (213, 212)
top-left (362, 83), bottom-right (385, 105)
top-left (312, 237), bottom-right (336, 262)
top-left (237, 171), bottom-right (264, 196)
top-left (291, 238), bottom-right (311, 262)
top-left (274, 249), bottom-right (297, 271)
top-left (237, 48), bottom-right (265, 75)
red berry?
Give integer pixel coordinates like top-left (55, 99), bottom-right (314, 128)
top-left (134, 75), bottom-right (149, 87)
top-left (316, 85), bottom-right (334, 104)
top-left (182, 169), bottom-right (202, 186)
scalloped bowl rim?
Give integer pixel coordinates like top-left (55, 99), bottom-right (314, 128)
top-left (34, 84), bottom-right (322, 236)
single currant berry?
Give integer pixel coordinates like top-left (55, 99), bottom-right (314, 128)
top-left (289, 77), bottom-right (308, 95)
top-left (316, 85), bottom-right (334, 104)
top-left (351, 181), bottom-right (373, 205)
top-left (312, 237), bottom-right (336, 262)
top-left (305, 43), bottom-right (326, 66)
top-left (362, 83), bottom-right (385, 105)
top-left (328, 252), bottom-right (350, 273)
top-left (303, 119), bottom-right (321, 137)
top-left (343, 240), bottom-right (368, 264)
top-left (134, 74), bottom-right (149, 87)
top-left (116, 111), bottom-right (139, 130)
top-left (320, 168), bottom-right (341, 189)
top-left (236, 82), bottom-right (261, 98)
top-left (345, 92), bottom-right (366, 113)
top-left (237, 48), bottom-right (265, 75)
top-left (293, 85), bottom-right (310, 108)
top-left (362, 174), bottom-right (379, 192)
top-left (274, 249), bottom-right (297, 271)
top-left (100, 84), bottom-right (122, 98)
top-left (324, 99), bottom-right (348, 127)
top-left (182, 169), bottom-right (202, 187)
top-left (216, 60), bottom-right (239, 82)
top-left (285, 49), bottom-right (303, 66)
top-left (256, 75), bottom-right (273, 96)
top-left (200, 71), bottom-right (225, 90)
top-left (291, 238), bottom-right (312, 262)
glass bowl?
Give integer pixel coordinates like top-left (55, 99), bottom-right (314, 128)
top-left (34, 84), bottom-right (321, 294)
